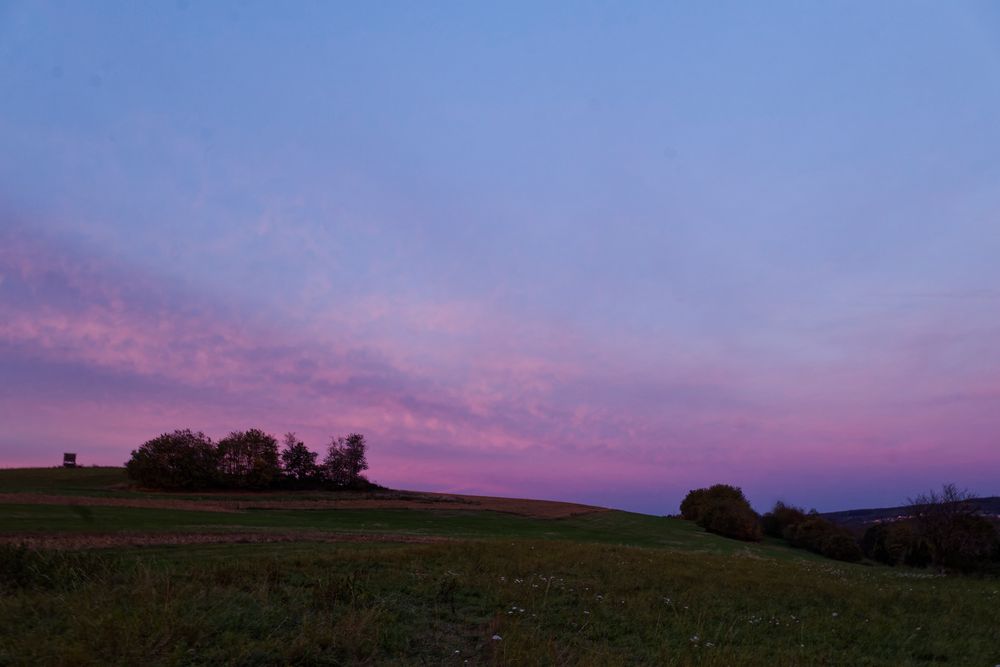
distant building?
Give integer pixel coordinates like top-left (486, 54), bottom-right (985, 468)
top-left (63, 453), bottom-right (77, 468)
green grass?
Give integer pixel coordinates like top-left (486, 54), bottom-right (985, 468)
top-left (0, 503), bottom-right (832, 563)
top-left (2, 541), bottom-right (998, 666)
top-left (1, 468), bottom-right (997, 665)
top-left (0, 466), bottom-right (129, 495)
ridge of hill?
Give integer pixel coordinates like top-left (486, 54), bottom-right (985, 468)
top-left (0, 467), bottom-right (604, 518)
top-left (822, 496), bottom-right (1000, 531)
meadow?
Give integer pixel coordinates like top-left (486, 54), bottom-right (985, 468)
top-left (1, 468), bottom-right (997, 666)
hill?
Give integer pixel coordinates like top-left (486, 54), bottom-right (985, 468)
top-left (0, 466), bottom-right (601, 516)
top-left (1, 467), bottom-right (998, 665)
top-left (0, 467), bottom-right (799, 556)
top-left (823, 496), bottom-right (1000, 532)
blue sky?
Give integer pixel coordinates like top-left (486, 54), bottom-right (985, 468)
top-left (2, 1), bottom-right (999, 512)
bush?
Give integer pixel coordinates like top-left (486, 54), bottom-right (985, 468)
top-left (819, 532), bottom-right (864, 563)
top-left (679, 484), bottom-right (748, 522)
top-left (931, 514), bottom-right (999, 572)
top-left (216, 429), bottom-right (280, 489)
top-left (861, 522), bottom-right (931, 567)
top-left (679, 489), bottom-right (707, 520)
top-left (909, 484), bottom-right (1000, 572)
top-left (680, 484), bottom-right (761, 542)
top-left (784, 516), bottom-right (862, 562)
top-left (782, 517), bottom-right (825, 549)
top-left (125, 429), bottom-right (219, 490)
top-left (761, 501), bottom-right (809, 539)
top-left (698, 498), bottom-right (762, 542)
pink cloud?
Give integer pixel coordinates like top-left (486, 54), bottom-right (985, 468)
top-left (2, 226), bottom-right (999, 512)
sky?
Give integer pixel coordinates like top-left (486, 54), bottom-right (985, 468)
top-left (1, 1), bottom-right (999, 514)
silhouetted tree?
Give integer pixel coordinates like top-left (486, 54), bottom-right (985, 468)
top-left (280, 432), bottom-right (319, 483)
top-left (861, 522), bottom-right (932, 567)
top-left (342, 433), bottom-right (368, 483)
top-left (699, 498), bottom-right (763, 542)
top-left (909, 484), bottom-right (999, 572)
top-left (783, 515), bottom-right (863, 562)
top-left (679, 488), bottom-right (709, 520)
top-left (216, 428), bottom-right (280, 489)
top-left (761, 501), bottom-right (809, 539)
top-left (679, 484), bottom-right (748, 522)
top-left (125, 429), bottom-right (218, 490)
top-left (323, 433), bottom-right (369, 488)
top-left (680, 484), bottom-right (761, 541)
top-left (818, 531), bottom-right (865, 562)
top-left (323, 436), bottom-right (349, 486)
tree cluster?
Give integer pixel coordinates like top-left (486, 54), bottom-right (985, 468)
top-left (125, 429), bottom-right (373, 491)
top-left (859, 522), bottom-right (931, 568)
top-left (679, 484), bottom-right (762, 542)
top-left (760, 501), bottom-right (863, 562)
top-left (860, 484), bottom-right (999, 573)
top-left (683, 481), bottom-right (998, 571)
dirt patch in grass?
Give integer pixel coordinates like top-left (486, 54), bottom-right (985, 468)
top-left (0, 491), bottom-right (606, 518)
top-left (0, 530), bottom-right (452, 550)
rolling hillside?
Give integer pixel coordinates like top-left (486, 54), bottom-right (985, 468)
top-left (0, 467), bottom-right (997, 665)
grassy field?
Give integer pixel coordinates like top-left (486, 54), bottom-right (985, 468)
top-left (0, 466), bottom-right (131, 495)
top-left (1, 468), bottom-right (998, 665)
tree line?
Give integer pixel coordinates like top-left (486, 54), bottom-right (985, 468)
top-left (125, 428), bottom-right (374, 491)
top-left (679, 482), bottom-right (1000, 573)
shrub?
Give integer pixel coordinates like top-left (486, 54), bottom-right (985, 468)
top-left (861, 522), bottom-right (931, 567)
top-left (679, 484), bottom-right (748, 522)
top-left (761, 501), bottom-right (809, 539)
top-left (125, 429), bottom-right (218, 490)
top-left (784, 516), bottom-right (862, 562)
top-left (680, 484), bottom-right (761, 541)
top-left (931, 514), bottom-right (999, 572)
top-left (819, 532), bottom-right (864, 562)
top-left (861, 523), bottom-right (898, 565)
top-left (909, 484), bottom-right (1000, 572)
top-left (679, 489), bottom-right (707, 520)
top-left (697, 498), bottom-right (762, 542)
top-left (783, 517), bottom-right (824, 549)
top-left (216, 429), bottom-right (280, 489)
